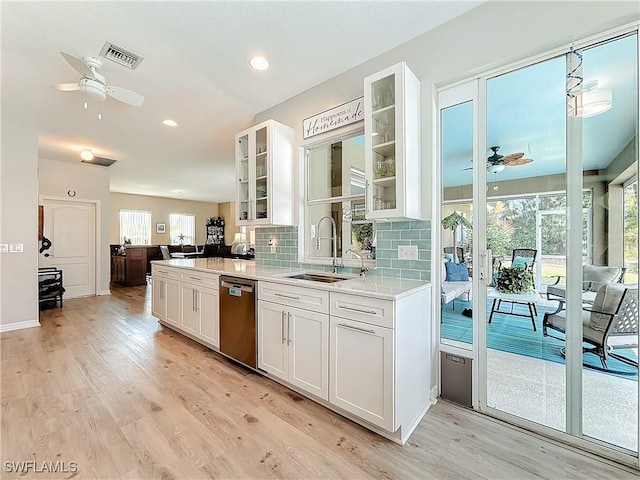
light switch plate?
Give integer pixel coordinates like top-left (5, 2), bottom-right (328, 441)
top-left (9, 243), bottom-right (23, 253)
top-left (398, 245), bottom-right (418, 260)
top-left (0, 244), bottom-right (8, 254)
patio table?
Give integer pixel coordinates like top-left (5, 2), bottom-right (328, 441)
top-left (487, 289), bottom-right (540, 331)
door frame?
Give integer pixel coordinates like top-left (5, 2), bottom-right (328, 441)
top-left (435, 22), bottom-right (640, 468)
top-left (39, 195), bottom-right (102, 299)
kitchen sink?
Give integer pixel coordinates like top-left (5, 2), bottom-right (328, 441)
top-left (284, 273), bottom-right (350, 283)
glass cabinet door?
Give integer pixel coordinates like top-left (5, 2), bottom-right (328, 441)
top-left (237, 131), bottom-right (250, 223)
top-left (370, 72), bottom-right (398, 214)
top-left (254, 124), bottom-right (269, 223)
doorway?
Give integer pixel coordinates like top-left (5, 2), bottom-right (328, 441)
top-left (40, 198), bottom-right (97, 299)
top-left (437, 30), bottom-right (639, 464)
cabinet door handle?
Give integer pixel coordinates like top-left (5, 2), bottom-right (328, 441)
top-left (194, 290), bottom-right (198, 312)
top-left (275, 293), bottom-right (300, 301)
top-left (338, 323), bottom-right (376, 335)
top-left (337, 304), bottom-right (376, 315)
top-left (365, 180), bottom-right (370, 213)
top-left (157, 270), bottom-right (169, 274)
top-left (281, 311), bottom-right (286, 344)
top-left (188, 276), bottom-right (202, 281)
top-left (287, 312), bottom-right (292, 345)
top-left (160, 280), bottom-right (164, 300)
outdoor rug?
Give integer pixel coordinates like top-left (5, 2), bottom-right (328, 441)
top-left (441, 298), bottom-right (638, 379)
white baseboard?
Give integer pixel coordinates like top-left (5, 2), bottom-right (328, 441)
top-left (97, 290), bottom-right (111, 296)
top-left (0, 319), bottom-right (41, 333)
top-left (431, 385), bottom-right (439, 403)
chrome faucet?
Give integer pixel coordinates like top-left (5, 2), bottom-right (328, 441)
top-left (316, 215), bottom-right (339, 274)
top-left (344, 249), bottom-right (370, 276)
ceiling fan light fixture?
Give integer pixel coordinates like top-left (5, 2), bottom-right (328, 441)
top-left (162, 119), bottom-right (178, 127)
top-left (80, 149), bottom-right (94, 161)
top-left (249, 55), bottom-right (269, 71)
top-left (487, 164), bottom-right (505, 174)
top-left (568, 87), bottom-right (613, 118)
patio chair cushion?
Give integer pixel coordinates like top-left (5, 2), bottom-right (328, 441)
top-left (444, 253), bottom-right (454, 263)
top-left (445, 262), bottom-right (469, 281)
top-left (547, 265), bottom-right (623, 301)
top-left (512, 255), bottom-right (534, 269)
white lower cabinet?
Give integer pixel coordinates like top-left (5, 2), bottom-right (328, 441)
top-left (257, 299), bottom-right (329, 400)
top-left (329, 317), bottom-right (394, 431)
top-left (152, 266), bottom-right (219, 348)
top-left (179, 283), bottom-right (220, 347)
top-left (152, 276), bottom-right (180, 328)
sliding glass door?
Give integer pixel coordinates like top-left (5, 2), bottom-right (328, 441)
top-left (438, 28), bottom-right (639, 464)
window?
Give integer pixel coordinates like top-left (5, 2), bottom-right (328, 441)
top-left (119, 210), bottom-right (151, 245)
top-left (170, 213), bottom-right (196, 245)
top-left (305, 131), bottom-right (374, 263)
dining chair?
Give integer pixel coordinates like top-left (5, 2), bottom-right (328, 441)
top-left (160, 245), bottom-right (171, 260)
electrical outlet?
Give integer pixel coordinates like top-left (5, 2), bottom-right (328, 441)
top-left (9, 243), bottom-right (23, 253)
top-left (270, 245), bottom-right (276, 254)
top-left (397, 245), bottom-right (418, 260)
top-left (0, 244), bottom-right (8, 254)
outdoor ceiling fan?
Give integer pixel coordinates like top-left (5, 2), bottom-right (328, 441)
top-left (53, 51), bottom-right (144, 114)
top-left (464, 146), bottom-right (534, 172)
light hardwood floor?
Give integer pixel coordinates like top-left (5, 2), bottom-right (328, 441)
top-left (1, 285), bottom-right (637, 479)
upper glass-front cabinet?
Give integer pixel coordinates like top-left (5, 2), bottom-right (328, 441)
top-left (364, 62), bottom-right (421, 220)
top-left (235, 119), bottom-right (295, 226)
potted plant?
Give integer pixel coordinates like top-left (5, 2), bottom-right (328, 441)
top-left (441, 211), bottom-right (472, 261)
top-left (496, 266), bottom-right (534, 294)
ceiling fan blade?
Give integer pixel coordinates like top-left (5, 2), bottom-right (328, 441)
top-left (61, 51), bottom-right (95, 80)
top-left (502, 152), bottom-right (525, 161)
top-left (505, 157), bottom-right (534, 167)
top-left (52, 82), bottom-right (79, 92)
top-left (106, 85), bottom-right (145, 106)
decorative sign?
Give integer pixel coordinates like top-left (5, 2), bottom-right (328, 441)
top-left (303, 97), bottom-right (364, 139)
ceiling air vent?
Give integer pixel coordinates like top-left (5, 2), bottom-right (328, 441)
top-left (99, 41), bottom-right (143, 70)
top-left (82, 156), bottom-right (117, 167)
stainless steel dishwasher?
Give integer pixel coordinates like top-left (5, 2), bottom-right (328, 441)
top-left (219, 276), bottom-right (256, 368)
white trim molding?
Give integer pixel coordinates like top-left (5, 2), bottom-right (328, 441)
top-left (0, 319), bottom-right (40, 333)
top-left (98, 290), bottom-right (112, 296)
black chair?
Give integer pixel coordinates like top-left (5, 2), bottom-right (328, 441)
top-left (444, 246), bottom-right (465, 263)
top-left (499, 248), bottom-right (537, 273)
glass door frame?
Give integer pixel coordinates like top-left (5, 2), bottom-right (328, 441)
top-left (435, 23), bottom-right (640, 468)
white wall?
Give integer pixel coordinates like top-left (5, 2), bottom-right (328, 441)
top-left (38, 159), bottom-right (111, 295)
top-left (110, 193), bottom-right (219, 245)
top-left (0, 119), bottom-right (39, 330)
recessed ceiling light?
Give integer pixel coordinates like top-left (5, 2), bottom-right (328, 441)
top-left (80, 149), bottom-right (94, 161)
top-left (162, 119), bottom-right (178, 127)
top-left (249, 56), bottom-right (269, 71)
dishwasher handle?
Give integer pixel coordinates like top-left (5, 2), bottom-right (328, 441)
top-left (220, 278), bottom-right (254, 293)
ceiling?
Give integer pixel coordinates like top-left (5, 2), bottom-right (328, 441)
top-left (442, 33), bottom-right (638, 189)
top-left (2, 1), bottom-right (483, 203)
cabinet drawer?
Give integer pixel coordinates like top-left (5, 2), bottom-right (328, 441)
top-left (152, 265), bottom-right (181, 280)
top-left (259, 281), bottom-right (329, 314)
top-left (330, 292), bottom-right (394, 328)
top-left (180, 271), bottom-right (219, 289)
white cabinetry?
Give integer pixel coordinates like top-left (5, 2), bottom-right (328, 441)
top-left (152, 265), bottom-right (219, 349)
top-left (364, 62), bottom-right (421, 220)
top-left (257, 282), bottom-right (329, 400)
top-left (152, 267), bottom-right (181, 328)
top-left (329, 288), bottom-right (431, 442)
top-left (236, 119), bottom-right (295, 226)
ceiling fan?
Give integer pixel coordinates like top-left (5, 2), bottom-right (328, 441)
top-left (464, 146), bottom-right (533, 172)
top-left (53, 51), bottom-right (145, 110)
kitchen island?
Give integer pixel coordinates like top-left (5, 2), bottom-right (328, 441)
top-left (151, 257), bottom-right (432, 445)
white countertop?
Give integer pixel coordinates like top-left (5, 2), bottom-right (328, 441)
top-left (151, 258), bottom-right (430, 300)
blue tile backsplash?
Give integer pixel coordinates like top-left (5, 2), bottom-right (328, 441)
top-left (255, 220), bottom-right (431, 281)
